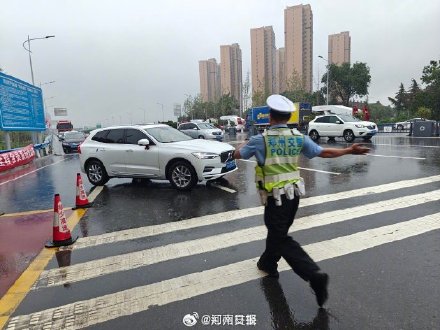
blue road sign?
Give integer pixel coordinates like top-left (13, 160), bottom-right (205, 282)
top-left (0, 72), bottom-right (45, 131)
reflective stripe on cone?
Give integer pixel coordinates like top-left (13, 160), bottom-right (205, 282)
top-left (46, 194), bottom-right (78, 248)
top-left (72, 173), bottom-right (93, 209)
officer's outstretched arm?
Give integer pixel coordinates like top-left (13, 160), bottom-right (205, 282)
top-left (233, 141), bottom-right (248, 159)
top-left (233, 150), bottom-right (241, 159)
top-left (319, 143), bottom-right (370, 158)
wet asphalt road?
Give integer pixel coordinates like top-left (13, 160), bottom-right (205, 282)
top-left (1, 132), bottom-right (440, 329)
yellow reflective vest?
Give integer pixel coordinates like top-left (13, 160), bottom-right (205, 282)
top-left (255, 128), bottom-right (303, 192)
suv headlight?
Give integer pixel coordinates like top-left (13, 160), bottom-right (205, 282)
top-left (192, 152), bottom-right (218, 159)
top-left (355, 124), bottom-right (365, 128)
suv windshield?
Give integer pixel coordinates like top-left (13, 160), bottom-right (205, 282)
top-left (198, 123), bottom-right (215, 129)
top-left (64, 132), bottom-right (85, 140)
top-left (145, 125), bottom-right (193, 143)
top-left (338, 114), bottom-right (361, 122)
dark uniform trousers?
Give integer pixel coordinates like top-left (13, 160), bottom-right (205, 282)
top-left (259, 193), bottom-right (320, 281)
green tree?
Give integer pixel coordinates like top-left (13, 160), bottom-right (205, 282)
top-left (283, 70), bottom-right (317, 104)
top-left (368, 101), bottom-right (396, 123)
top-left (242, 71), bottom-right (251, 111)
top-left (251, 89), bottom-right (269, 108)
top-left (322, 62), bottom-right (371, 106)
top-left (388, 83), bottom-right (408, 117)
top-left (416, 106), bottom-right (432, 119)
top-left (217, 94), bottom-right (238, 117)
top-left (406, 79), bottom-right (425, 116)
top-left (183, 94), bottom-right (205, 120)
top-left (421, 60), bottom-right (440, 120)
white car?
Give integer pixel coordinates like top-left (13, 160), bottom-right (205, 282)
top-left (177, 122), bottom-right (224, 141)
top-left (393, 118), bottom-right (425, 130)
top-left (79, 124), bottom-right (237, 190)
top-left (308, 114), bottom-right (377, 142)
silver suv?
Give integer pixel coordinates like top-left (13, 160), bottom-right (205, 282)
top-left (178, 122), bottom-right (224, 141)
top-left (79, 124), bottom-right (236, 190)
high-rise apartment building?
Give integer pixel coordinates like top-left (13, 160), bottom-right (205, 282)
top-left (328, 31), bottom-right (351, 65)
top-left (250, 26), bottom-right (276, 96)
top-left (275, 48), bottom-right (286, 94)
top-left (220, 43), bottom-right (242, 109)
top-left (199, 58), bottom-right (220, 102)
top-left (284, 4), bottom-right (313, 93)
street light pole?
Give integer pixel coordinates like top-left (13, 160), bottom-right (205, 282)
top-left (39, 80), bottom-right (56, 88)
top-left (23, 35), bottom-right (55, 85)
top-left (23, 35), bottom-right (55, 145)
top-left (318, 55), bottom-right (329, 105)
top-left (26, 36), bottom-right (34, 84)
top-left (157, 103), bottom-right (164, 122)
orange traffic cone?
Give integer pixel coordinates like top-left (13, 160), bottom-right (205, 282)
top-left (72, 173), bottom-right (93, 210)
top-left (45, 194), bottom-right (78, 248)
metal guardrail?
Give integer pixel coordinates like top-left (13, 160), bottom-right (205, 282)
top-left (378, 122), bottom-right (440, 136)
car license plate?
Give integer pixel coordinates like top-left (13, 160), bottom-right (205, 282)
top-left (225, 160), bottom-right (236, 171)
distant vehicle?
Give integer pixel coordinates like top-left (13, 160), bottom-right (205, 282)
top-left (61, 131), bottom-right (86, 153)
top-left (79, 124), bottom-right (236, 190)
top-left (56, 120), bottom-right (73, 133)
top-left (308, 113), bottom-right (377, 142)
top-left (178, 122), bottom-right (224, 141)
top-left (219, 115), bottom-right (246, 131)
top-left (249, 103), bottom-right (311, 129)
top-left (393, 118), bottom-right (425, 130)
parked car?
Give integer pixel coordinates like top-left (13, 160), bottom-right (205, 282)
top-left (393, 118), bottom-right (425, 130)
top-left (61, 131), bottom-right (86, 153)
top-left (308, 114), bottom-right (377, 142)
top-left (177, 122), bottom-right (224, 141)
top-left (79, 124), bottom-right (237, 190)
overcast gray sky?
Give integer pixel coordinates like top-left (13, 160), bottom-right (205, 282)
top-left (2, 0), bottom-right (440, 127)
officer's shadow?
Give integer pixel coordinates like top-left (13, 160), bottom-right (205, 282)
top-left (260, 277), bottom-right (330, 330)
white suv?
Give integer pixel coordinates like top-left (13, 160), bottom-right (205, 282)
top-left (308, 114), bottom-right (377, 142)
top-left (79, 124), bottom-right (237, 190)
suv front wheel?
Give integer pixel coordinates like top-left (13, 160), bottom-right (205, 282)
top-left (168, 160), bottom-right (197, 190)
top-left (343, 129), bottom-right (355, 142)
top-left (309, 130), bottom-right (320, 142)
top-left (86, 159), bottom-right (110, 186)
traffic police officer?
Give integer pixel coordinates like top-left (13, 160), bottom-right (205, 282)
top-left (233, 94), bottom-right (370, 307)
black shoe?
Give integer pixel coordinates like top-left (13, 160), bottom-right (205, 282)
top-left (257, 261), bottom-right (279, 278)
top-left (310, 272), bottom-right (329, 307)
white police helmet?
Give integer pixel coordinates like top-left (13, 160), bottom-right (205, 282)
top-left (266, 94), bottom-right (295, 113)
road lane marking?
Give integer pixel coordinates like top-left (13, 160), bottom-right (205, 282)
top-left (0, 186), bottom-right (103, 330)
top-left (0, 208), bottom-right (71, 219)
top-left (366, 154), bottom-right (426, 160)
top-left (238, 159), bottom-right (341, 175)
top-left (70, 175), bottom-right (440, 250)
top-left (33, 189), bottom-right (440, 289)
top-left (374, 143), bottom-right (440, 149)
top-left (0, 159), bottom-right (67, 186)
top-left (209, 183), bottom-right (236, 193)
top-left (9, 212), bottom-right (440, 329)
top-left (298, 167), bottom-right (341, 175)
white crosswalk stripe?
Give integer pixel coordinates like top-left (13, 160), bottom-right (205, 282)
top-left (34, 188), bottom-right (440, 289)
top-left (6, 175), bottom-right (440, 329)
top-left (69, 175), bottom-right (440, 250)
top-left (9, 213), bottom-right (440, 329)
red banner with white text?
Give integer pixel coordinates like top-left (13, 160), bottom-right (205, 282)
top-left (0, 144), bottom-right (35, 172)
